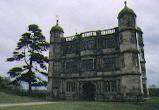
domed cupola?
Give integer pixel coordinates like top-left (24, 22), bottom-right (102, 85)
top-left (50, 20), bottom-right (64, 33)
top-left (118, 1), bottom-right (136, 30)
top-left (118, 1), bottom-right (136, 19)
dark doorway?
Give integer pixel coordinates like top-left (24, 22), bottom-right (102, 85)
top-left (82, 82), bottom-right (96, 101)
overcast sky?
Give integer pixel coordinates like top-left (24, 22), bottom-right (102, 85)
top-left (0, 0), bottom-right (159, 87)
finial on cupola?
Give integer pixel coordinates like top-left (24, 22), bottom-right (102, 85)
top-left (56, 15), bottom-right (59, 26)
top-left (50, 15), bottom-right (64, 33)
top-left (124, 1), bottom-right (127, 7)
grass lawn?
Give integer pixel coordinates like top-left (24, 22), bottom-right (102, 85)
top-left (0, 96), bottom-right (159, 110)
top-left (0, 91), bottom-right (40, 104)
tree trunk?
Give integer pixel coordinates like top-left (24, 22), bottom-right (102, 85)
top-left (28, 81), bottom-right (32, 93)
top-left (28, 58), bottom-right (33, 93)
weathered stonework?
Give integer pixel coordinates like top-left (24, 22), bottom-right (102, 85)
top-left (48, 2), bottom-right (148, 101)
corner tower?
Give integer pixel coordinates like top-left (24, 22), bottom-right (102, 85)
top-left (118, 1), bottom-right (136, 30)
top-left (48, 20), bottom-right (64, 100)
top-left (118, 1), bottom-right (144, 98)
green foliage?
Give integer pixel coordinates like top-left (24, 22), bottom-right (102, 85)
top-left (7, 67), bottom-right (23, 78)
top-left (149, 88), bottom-right (159, 96)
top-left (0, 76), bottom-right (47, 100)
top-left (7, 24), bottom-right (49, 91)
top-left (0, 76), bottom-right (21, 90)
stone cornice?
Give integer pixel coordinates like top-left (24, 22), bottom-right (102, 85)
top-left (120, 49), bottom-right (139, 54)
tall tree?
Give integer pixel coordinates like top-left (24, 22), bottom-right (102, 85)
top-left (7, 24), bottom-right (49, 92)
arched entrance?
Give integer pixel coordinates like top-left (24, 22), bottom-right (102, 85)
top-left (82, 82), bottom-right (96, 101)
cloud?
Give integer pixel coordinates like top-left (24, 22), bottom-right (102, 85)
top-left (0, 0), bottom-right (159, 87)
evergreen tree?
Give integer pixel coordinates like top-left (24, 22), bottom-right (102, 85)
top-left (7, 24), bottom-right (49, 92)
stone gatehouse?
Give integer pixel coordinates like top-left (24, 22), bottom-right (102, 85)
top-left (48, 2), bottom-right (148, 101)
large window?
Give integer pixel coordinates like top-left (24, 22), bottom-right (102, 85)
top-left (128, 16), bottom-right (136, 27)
top-left (66, 81), bottom-right (76, 92)
top-left (104, 81), bottom-right (110, 92)
top-left (53, 62), bottom-right (59, 73)
top-left (64, 41), bottom-right (77, 54)
top-left (132, 53), bottom-right (139, 67)
top-left (130, 32), bottom-right (137, 44)
top-left (100, 37), bottom-right (116, 49)
top-left (65, 61), bottom-right (78, 73)
top-left (111, 80), bottom-right (117, 92)
top-left (81, 39), bottom-right (96, 50)
top-left (119, 33), bottom-right (123, 43)
top-left (102, 55), bottom-right (119, 71)
top-left (137, 33), bottom-right (143, 45)
top-left (103, 57), bottom-right (114, 70)
top-left (81, 59), bottom-right (95, 71)
top-left (104, 80), bottom-right (120, 93)
top-left (121, 55), bottom-right (125, 68)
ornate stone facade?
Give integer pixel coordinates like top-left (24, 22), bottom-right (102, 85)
top-left (48, 2), bottom-right (148, 101)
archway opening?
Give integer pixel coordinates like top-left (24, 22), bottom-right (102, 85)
top-left (82, 82), bottom-right (96, 101)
